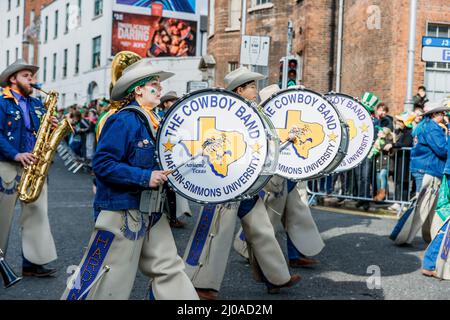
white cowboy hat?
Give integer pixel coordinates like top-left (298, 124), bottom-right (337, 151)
top-left (0, 59), bottom-right (39, 87)
top-left (259, 84), bottom-right (281, 104)
top-left (224, 67), bottom-right (265, 91)
top-left (111, 58), bottom-right (174, 101)
top-left (423, 101), bottom-right (450, 116)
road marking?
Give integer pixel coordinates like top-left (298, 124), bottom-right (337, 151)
top-left (312, 205), bottom-right (398, 220)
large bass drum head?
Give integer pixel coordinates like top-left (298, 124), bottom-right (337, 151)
top-left (261, 88), bottom-right (345, 180)
top-left (156, 89), bottom-right (270, 204)
top-left (326, 93), bottom-right (375, 172)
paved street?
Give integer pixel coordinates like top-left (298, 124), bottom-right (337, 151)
top-left (1, 157), bottom-right (450, 300)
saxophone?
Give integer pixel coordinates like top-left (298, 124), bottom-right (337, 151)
top-left (17, 85), bottom-right (74, 203)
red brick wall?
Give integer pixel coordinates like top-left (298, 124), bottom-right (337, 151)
top-left (23, 0), bottom-right (55, 65)
top-left (208, 0), bottom-right (450, 115)
top-left (292, 0), bottom-right (335, 93)
top-left (246, 0), bottom-right (293, 86)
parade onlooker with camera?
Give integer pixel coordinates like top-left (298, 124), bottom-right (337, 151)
top-left (413, 86), bottom-right (429, 110)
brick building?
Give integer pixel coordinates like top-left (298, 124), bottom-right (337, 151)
top-left (23, 0), bottom-right (55, 66)
top-left (207, 0), bottom-right (450, 114)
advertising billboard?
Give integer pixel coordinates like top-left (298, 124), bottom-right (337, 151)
top-left (116, 0), bottom-right (196, 14)
top-left (112, 11), bottom-right (197, 58)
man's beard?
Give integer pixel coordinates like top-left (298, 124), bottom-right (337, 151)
top-left (16, 81), bottom-right (33, 97)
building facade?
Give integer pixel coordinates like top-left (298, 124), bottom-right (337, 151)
top-left (208, 0), bottom-right (450, 114)
top-left (37, 0), bottom-right (208, 109)
top-left (0, 0), bottom-right (26, 72)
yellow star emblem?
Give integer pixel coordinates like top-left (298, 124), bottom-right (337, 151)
top-left (360, 124), bottom-right (369, 133)
top-left (163, 138), bottom-right (175, 152)
top-left (328, 132), bottom-right (338, 143)
top-left (251, 142), bottom-right (262, 154)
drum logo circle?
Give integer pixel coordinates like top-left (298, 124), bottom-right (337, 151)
top-left (263, 90), bottom-right (342, 179)
top-left (158, 92), bottom-right (268, 203)
top-left (326, 94), bottom-right (374, 172)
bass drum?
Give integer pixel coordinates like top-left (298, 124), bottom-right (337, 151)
top-left (325, 92), bottom-right (375, 172)
top-left (156, 88), bottom-right (279, 204)
top-left (261, 87), bottom-right (349, 181)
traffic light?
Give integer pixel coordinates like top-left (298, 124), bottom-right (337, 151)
top-left (279, 56), bottom-right (299, 89)
top-left (287, 58), bottom-right (298, 87)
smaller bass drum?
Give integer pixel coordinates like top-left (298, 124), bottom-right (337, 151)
top-left (261, 87), bottom-right (349, 181)
top-left (156, 89), bottom-right (279, 204)
top-left (325, 93), bottom-right (375, 172)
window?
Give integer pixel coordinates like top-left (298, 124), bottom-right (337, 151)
top-left (15, 48), bottom-right (18, 60)
top-left (44, 16), bottom-right (48, 42)
top-left (75, 44), bottom-right (80, 74)
top-left (256, 0), bottom-right (272, 5)
top-left (92, 36), bottom-right (101, 68)
top-left (54, 10), bottom-right (58, 39)
top-left (7, 20), bottom-right (10, 37)
top-left (43, 57), bottom-right (47, 82)
top-left (228, 62), bottom-right (239, 72)
top-left (426, 23), bottom-right (450, 70)
top-left (7, 0), bottom-right (11, 11)
top-left (6, 50), bottom-right (10, 66)
top-left (30, 10), bottom-right (35, 27)
top-left (94, 0), bottom-right (103, 17)
top-left (63, 49), bottom-right (68, 77)
top-left (16, 0), bottom-right (20, 7)
top-left (209, 0), bottom-right (215, 35)
top-left (16, 16), bottom-right (19, 34)
top-left (78, 0), bottom-right (82, 26)
top-left (65, 3), bottom-right (69, 33)
top-left (52, 53), bottom-right (57, 81)
top-left (228, 0), bottom-right (241, 30)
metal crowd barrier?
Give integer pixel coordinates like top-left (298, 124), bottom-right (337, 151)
top-left (306, 147), bottom-right (414, 215)
top-left (56, 141), bottom-right (89, 174)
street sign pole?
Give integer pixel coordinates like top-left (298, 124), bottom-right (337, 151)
top-left (286, 20), bottom-right (293, 57)
top-left (240, 0), bottom-right (247, 67)
top-left (404, 0), bottom-right (417, 112)
top-left (281, 57), bottom-right (288, 89)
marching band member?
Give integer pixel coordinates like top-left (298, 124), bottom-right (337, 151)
top-left (0, 59), bottom-right (58, 277)
top-left (233, 85), bottom-right (324, 268)
top-left (155, 91), bottom-right (192, 228)
top-left (421, 100), bottom-right (450, 279)
top-left (183, 67), bottom-right (300, 300)
top-left (392, 102), bottom-right (449, 246)
top-left (61, 58), bottom-right (198, 300)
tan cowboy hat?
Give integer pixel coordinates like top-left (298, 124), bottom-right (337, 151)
top-left (224, 67), bottom-right (265, 91)
top-left (111, 58), bottom-right (174, 101)
top-left (423, 101), bottom-right (450, 116)
top-left (159, 91), bottom-right (178, 104)
top-left (0, 59), bottom-right (39, 87)
top-left (259, 84), bottom-right (281, 104)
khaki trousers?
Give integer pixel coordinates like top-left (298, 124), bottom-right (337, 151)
top-left (183, 198), bottom-right (291, 291)
top-left (61, 210), bottom-right (198, 300)
top-left (176, 194), bottom-right (191, 218)
top-left (0, 161), bottom-right (57, 265)
top-left (234, 178), bottom-right (324, 258)
top-left (395, 174), bottom-right (441, 245)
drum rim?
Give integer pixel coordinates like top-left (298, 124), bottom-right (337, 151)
top-left (325, 91), bottom-right (376, 173)
top-left (260, 87), bottom-right (348, 181)
top-left (155, 88), bottom-right (272, 204)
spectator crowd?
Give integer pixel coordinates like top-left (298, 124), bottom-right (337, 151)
top-left (311, 86), bottom-right (450, 213)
